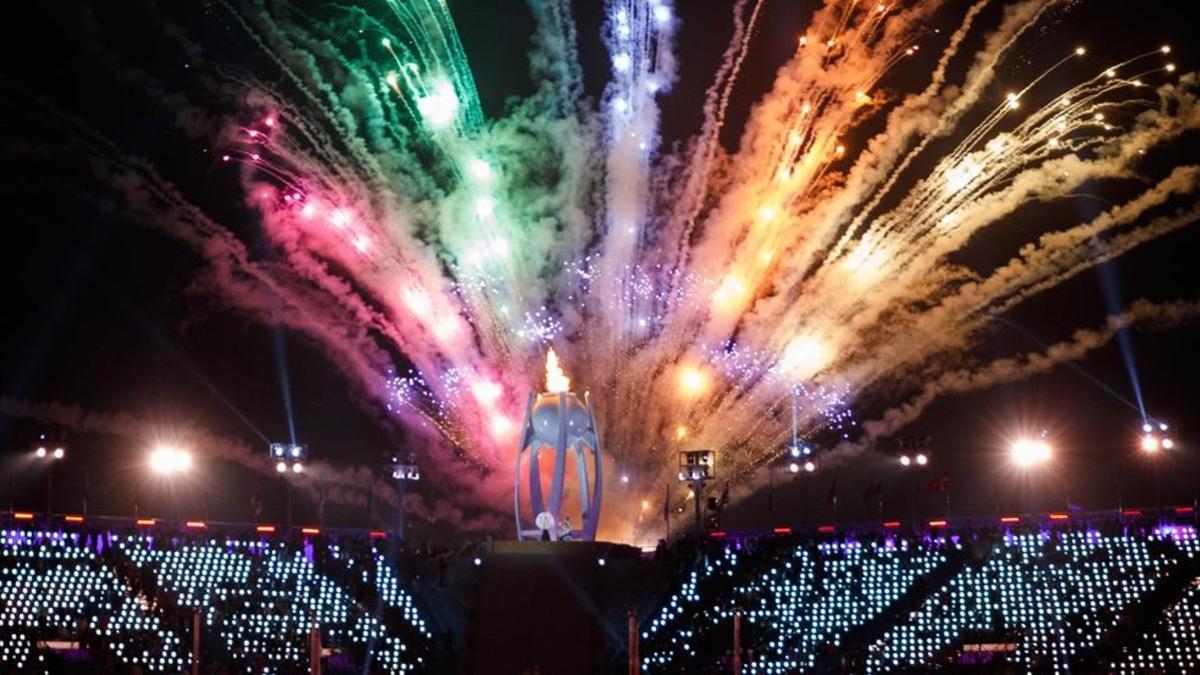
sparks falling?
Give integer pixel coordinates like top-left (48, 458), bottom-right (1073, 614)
top-left (72, 0), bottom-right (1200, 541)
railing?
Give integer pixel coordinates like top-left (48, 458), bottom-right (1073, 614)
top-left (0, 509), bottom-right (390, 540)
top-left (704, 504), bottom-right (1199, 541)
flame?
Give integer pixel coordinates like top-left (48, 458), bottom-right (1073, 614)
top-left (545, 348), bottom-right (570, 393)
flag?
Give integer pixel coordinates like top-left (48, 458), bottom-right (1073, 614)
top-left (317, 482), bottom-right (328, 523)
top-left (719, 482), bottom-right (730, 509)
top-left (826, 477), bottom-right (838, 504)
top-left (862, 482), bottom-right (883, 503)
top-left (926, 473), bottom-right (951, 494)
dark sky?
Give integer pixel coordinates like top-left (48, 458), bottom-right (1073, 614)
top-left (1, 1), bottom-right (1197, 536)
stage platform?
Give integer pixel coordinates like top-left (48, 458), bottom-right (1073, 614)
top-left (455, 539), bottom-right (669, 674)
top-left (487, 538), bottom-right (644, 558)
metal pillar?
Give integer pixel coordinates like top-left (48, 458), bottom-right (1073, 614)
top-left (395, 479), bottom-right (406, 541)
top-left (628, 610), bottom-right (639, 675)
top-left (192, 608), bottom-right (201, 675)
top-left (44, 464), bottom-right (54, 526)
top-left (310, 624), bottom-right (322, 675)
top-left (732, 606), bottom-right (742, 675)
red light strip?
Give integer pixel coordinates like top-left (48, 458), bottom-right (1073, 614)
top-left (1176, 506), bottom-right (1195, 515)
top-left (817, 525), bottom-right (836, 534)
top-left (136, 518), bottom-right (156, 526)
top-left (368, 530), bottom-right (387, 539)
top-left (255, 525), bottom-right (276, 534)
top-left (185, 521), bottom-right (206, 529)
top-left (301, 527), bottom-right (321, 535)
top-left (772, 527), bottom-right (792, 535)
top-left (709, 531), bottom-right (727, 538)
top-left (13, 512), bottom-right (34, 521)
top-left (928, 519), bottom-right (948, 528)
top-left (1048, 513), bottom-right (1069, 521)
top-left (1122, 509), bottom-right (1143, 517)
top-left (64, 515), bottom-right (84, 523)
top-left (999, 516), bottom-right (1021, 524)
top-left (883, 521), bottom-right (901, 528)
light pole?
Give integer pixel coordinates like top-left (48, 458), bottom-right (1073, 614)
top-left (33, 435), bottom-right (67, 524)
top-left (1139, 419), bottom-right (1175, 522)
top-left (898, 447), bottom-right (930, 525)
top-left (799, 459), bottom-right (816, 529)
top-left (270, 443), bottom-right (307, 530)
top-left (390, 456), bottom-right (420, 541)
top-left (677, 449), bottom-right (715, 534)
top-left (782, 442), bottom-right (813, 526)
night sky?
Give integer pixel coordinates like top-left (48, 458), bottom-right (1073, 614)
top-left (1, 1), bottom-right (1198, 537)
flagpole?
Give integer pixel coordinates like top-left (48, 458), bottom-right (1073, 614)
top-left (945, 483), bottom-right (951, 520)
top-left (768, 466), bottom-right (774, 522)
top-left (664, 483), bottom-right (671, 541)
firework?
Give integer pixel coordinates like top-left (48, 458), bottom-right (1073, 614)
top-left (64, 0), bottom-right (1200, 541)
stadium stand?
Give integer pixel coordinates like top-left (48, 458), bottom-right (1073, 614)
top-left (0, 527), bottom-right (434, 673)
top-left (4, 516), bottom-right (1200, 673)
top-left (641, 522), bottom-right (1200, 673)
top-left (116, 535), bottom-right (429, 672)
top-left (0, 529), bottom-right (187, 672)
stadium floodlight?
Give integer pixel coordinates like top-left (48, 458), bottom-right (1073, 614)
top-left (1139, 417), bottom-right (1176, 454)
top-left (915, 452), bottom-right (928, 466)
top-left (899, 454), bottom-right (911, 467)
top-left (32, 434), bottom-right (68, 523)
top-left (1010, 437), bottom-right (1052, 467)
top-left (1140, 434), bottom-right (1160, 453)
top-left (678, 449), bottom-right (716, 532)
top-left (389, 455), bottom-right (421, 540)
top-left (149, 445), bottom-right (192, 475)
top-left (269, 442), bottom-right (307, 474)
top-left (678, 449), bottom-right (715, 483)
top-left (33, 434), bottom-right (65, 461)
top-left (803, 460), bottom-right (817, 473)
top-left (788, 462), bottom-right (800, 474)
top-left (390, 456), bottom-right (421, 482)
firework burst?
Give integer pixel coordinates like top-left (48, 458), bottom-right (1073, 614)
top-left (44, 0), bottom-right (1200, 541)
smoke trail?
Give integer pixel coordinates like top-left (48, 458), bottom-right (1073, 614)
top-left (8, 1), bottom-right (1200, 544)
top-left (859, 299), bottom-right (1200, 445)
top-left (0, 397), bottom-right (503, 531)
